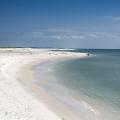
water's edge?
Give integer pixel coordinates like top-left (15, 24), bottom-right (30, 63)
top-left (33, 58), bottom-right (101, 120)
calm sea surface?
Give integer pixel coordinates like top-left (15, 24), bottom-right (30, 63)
top-left (34, 49), bottom-right (120, 120)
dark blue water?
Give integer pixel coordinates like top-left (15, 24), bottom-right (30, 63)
top-left (53, 49), bottom-right (120, 120)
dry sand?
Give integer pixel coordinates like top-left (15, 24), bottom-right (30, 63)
top-left (0, 48), bottom-right (87, 120)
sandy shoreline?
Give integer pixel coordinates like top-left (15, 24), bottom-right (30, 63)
top-left (0, 48), bottom-right (87, 120)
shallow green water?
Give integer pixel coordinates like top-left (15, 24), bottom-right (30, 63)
top-left (53, 49), bottom-right (120, 120)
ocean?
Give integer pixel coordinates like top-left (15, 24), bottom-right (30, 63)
top-left (34, 49), bottom-right (120, 120)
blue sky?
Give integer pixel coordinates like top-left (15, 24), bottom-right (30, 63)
top-left (0, 0), bottom-right (120, 48)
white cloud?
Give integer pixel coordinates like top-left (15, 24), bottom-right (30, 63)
top-left (112, 16), bottom-right (120, 21)
top-left (92, 32), bottom-right (120, 39)
top-left (104, 16), bottom-right (120, 22)
top-left (47, 28), bottom-right (73, 33)
top-left (31, 29), bottom-right (86, 40)
top-left (31, 29), bottom-right (120, 40)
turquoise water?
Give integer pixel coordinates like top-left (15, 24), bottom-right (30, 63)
top-left (34, 49), bottom-right (120, 120)
top-left (53, 49), bottom-right (120, 120)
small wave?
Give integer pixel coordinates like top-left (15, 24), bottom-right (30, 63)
top-left (81, 101), bottom-right (100, 116)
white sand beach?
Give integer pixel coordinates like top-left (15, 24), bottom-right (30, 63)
top-left (0, 48), bottom-right (87, 120)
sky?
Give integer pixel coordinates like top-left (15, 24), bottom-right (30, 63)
top-left (0, 0), bottom-right (120, 48)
